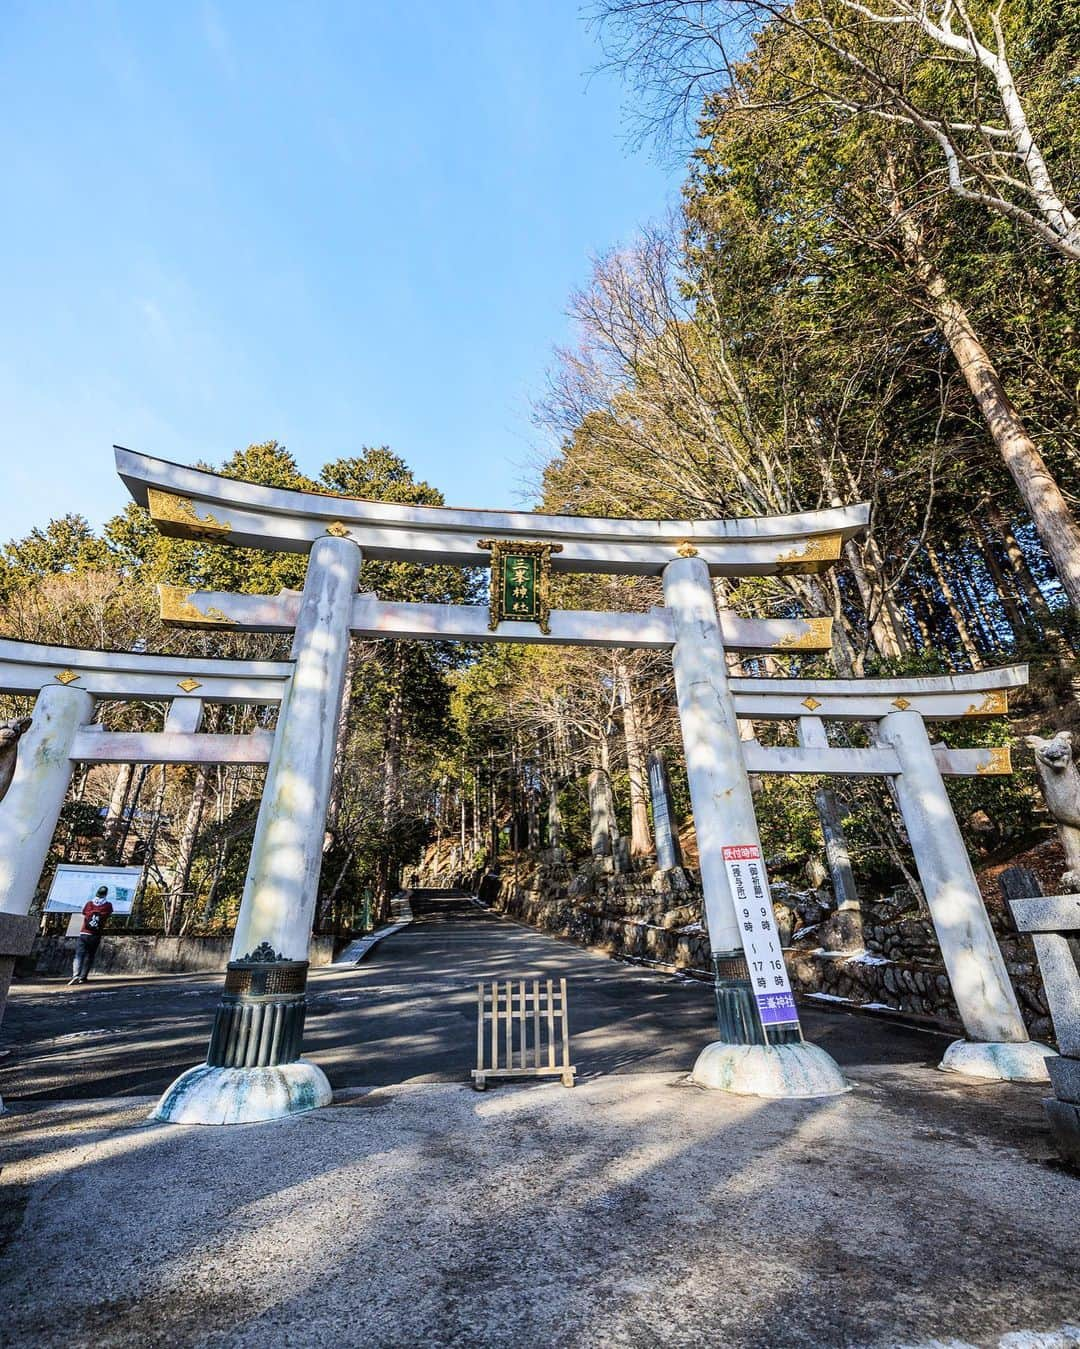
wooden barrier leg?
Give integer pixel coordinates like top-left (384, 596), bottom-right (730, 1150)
top-left (533, 978), bottom-right (541, 1071)
top-left (560, 976), bottom-right (574, 1087)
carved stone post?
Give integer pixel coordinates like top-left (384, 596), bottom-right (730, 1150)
top-left (879, 708), bottom-right (1053, 1081)
top-left (546, 778), bottom-right (562, 852)
top-left (587, 769), bottom-right (614, 860)
top-left (647, 749), bottom-right (683, 873)
top-left (663, 555), bottom-right (845, 1097)
top-left (153, 535), bottom-right (363, 1124)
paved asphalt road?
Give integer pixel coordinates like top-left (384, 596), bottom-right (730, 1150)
top-left (2, 891), bottom-right (967, 1106)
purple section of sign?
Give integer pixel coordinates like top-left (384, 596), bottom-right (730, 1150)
top-left (756, 991), bottom-right (799, 1025)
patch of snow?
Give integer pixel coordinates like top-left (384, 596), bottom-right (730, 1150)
top-left (862, 1002), bottom-right (899, 1012)
top-left (805, 991), bottom-right (853, 1004)
top-left (998, 1328), bottom-right (1080, 1348)
top-left (791, 924), bottom-right (820, 941)
top-left (847, 951), bottom-right (890, 965)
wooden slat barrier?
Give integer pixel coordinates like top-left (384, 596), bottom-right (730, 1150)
top-left (472, 977), bottom-right (576, 1090)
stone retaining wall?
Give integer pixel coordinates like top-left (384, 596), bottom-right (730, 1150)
top-left (23, 933), bottom-right (337, 978)
top-left (470, 858), bottom-right (1056, 1045)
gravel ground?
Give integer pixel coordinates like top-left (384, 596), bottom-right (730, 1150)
top-left (2, 1069), bottom-right (1079, 1349)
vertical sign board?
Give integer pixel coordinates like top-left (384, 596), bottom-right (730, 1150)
top-left (722, 845), bottom-right (800, 1030)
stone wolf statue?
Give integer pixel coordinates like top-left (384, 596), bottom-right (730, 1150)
top-left (0, 717), bottom-right (33, 804)
top-left (1025, 730), bottom-right (1080, 892)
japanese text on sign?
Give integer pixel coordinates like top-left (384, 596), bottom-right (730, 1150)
top-left (722, 844), bottom-right (799, 1028)
top-left (501, 553), bottom-right (539, 621)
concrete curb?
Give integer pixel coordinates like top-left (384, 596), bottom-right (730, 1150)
top-left (332, 894), bottom-right (415, 966)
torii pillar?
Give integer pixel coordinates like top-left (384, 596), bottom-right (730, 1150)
top-left (879, 708), bottom-right (1054, 1081)
top-left (663, 555), bottom-right (846, 1097)
top-left (152, 534), bottom-right (363, 1124)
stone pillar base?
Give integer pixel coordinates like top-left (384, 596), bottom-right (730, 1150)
top-left (150, 1060), bottom-right (333, 1125)
top-left (691, 1041), bottom-right (848, 1098)
top-left (938, 1038), bottom-right (1055, 1082)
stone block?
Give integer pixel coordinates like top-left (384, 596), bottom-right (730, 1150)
top-left (1047, 1054), bottom-right (1080, 1105)
top-left (1010, 895), bottom-right (1080, 933)
top-left (1030, 931), bottom-right (1080, 1056)
top-left (1044, 1097), bottom-right (1080, 1169)
top-left (0, 911), bottom-right (38, 957)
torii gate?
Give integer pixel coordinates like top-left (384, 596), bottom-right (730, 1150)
top-left (0, 639), bottom-right (293, 1117)
top-left (109, 447), bottom-right (1057, 1120)
top-left (0, 450), bottom-right (1055, 1124)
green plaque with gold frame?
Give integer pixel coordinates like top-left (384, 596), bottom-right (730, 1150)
top-left (477, 539), bottom-right (563, 633)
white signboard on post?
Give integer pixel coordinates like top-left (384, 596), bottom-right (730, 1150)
top-left (722, 844), bottom-right (800, 1030)
top-left (44, 864), bottom-right (142, 915)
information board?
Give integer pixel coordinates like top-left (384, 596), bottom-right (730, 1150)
top-left (722, 844), bottom-right (800, 1028)
top-left (44, 864), bottom-right (142, 915)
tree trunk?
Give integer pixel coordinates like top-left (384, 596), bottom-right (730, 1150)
top-left (925, 543), bottom-right (983, 668)
top-left (165, 766), bottom-right (208, 935)
top-left (844, 539), bottom-right (905, 658)
top-left (986, 503), bottom-right (1061, 635)
top-left (897, 210), bottom-right (1080, 617)
top-left (975, 517), bottom-right (1025, 639)
top-left (325, 637), bottom-right (359, 850)
top-left (103, 763), bottom-right (134, 860)
top-left (945, 540), bottom-right (1000, 652)
top-left (376, 643), bottom-right (406, 904)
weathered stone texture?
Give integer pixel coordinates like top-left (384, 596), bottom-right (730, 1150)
top-left (24, 933), bottom-right (336, 977)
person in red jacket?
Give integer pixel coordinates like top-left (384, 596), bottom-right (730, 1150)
top-left (68, 886), bottom-right (113, 985)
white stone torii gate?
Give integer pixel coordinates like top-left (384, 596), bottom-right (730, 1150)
top-left (106, 448), bottom-right (1056, 1120)
top-left (0, 637), bottom-right (292, 922)
top-left (0, 449), bottom-right (1054, 1123)
top-left (0, 640), bottom-right (294, 1118)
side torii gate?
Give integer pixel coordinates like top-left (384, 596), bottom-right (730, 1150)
top-left (0, 639), bottom-right (293, 1117)
top-left (99, 447), bottom-right (1055, 1120)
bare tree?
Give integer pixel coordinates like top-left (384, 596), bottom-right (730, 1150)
top-left (590, 0), bottom-right (1080, 259)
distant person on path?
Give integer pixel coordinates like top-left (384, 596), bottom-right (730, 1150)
top-left (68, 886), bottom-right (113, 985)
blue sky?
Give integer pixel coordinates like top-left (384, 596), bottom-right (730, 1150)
top-left (0, 1), bottom-right (680, 542)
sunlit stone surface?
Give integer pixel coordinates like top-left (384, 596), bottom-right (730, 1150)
top-left (938, 1037), bottom-right (1055, 1082)
top-left (691, 1041), bottom-right (849, 1098)
top-left (150, 1061), bottom-right (333, 1125)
